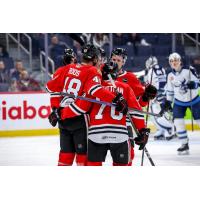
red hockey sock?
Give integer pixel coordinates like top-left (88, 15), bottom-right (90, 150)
top-left (128, 147), bottom-right (135, 166)
top-left (128, 161), bottom-right (133, 166)
top-left (76, 154), bottom-right (87, 166)
top-left (87, 161), bottom-right (102, 166)
top-left (58, 152), bottom-right (75, 166)
top-left (113, 162), bottom-right (128, 166)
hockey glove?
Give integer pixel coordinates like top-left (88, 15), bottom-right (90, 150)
top-left (48, 108), bottom-right (62, 127)
top-left (187, 81), bottom-right (198, 89)
top-left (134, 128), bottom-right (150, 150)
top-left (142, 84), bottom-right (157, 102)
top-left (102, 62), bottom-right (118, 80)
top-left (112, 93), bottom-right (128, 115)
top-left (160, 100), bottom-right (172, 115)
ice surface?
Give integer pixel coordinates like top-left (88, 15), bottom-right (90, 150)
top-left (0, 131), bottom-right (200, 166)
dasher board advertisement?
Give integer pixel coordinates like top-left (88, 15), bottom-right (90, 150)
top-left (0, 92), bottom-right (53, 131)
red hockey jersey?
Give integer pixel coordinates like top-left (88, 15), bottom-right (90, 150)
top-left (46, 63), bottom-right (115, 108)
top-left (116, 70), bottom-right (148, 107)
top-left (61, 80), bottom-right (145, 144)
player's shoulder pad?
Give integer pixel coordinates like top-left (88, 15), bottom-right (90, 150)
top-left (115, 80), bottom-right (129, 89)
top-left (126, 71), bottom-right (138, 78)
top-left (55, 63), bottom-right (74, 72)
top-left (88, 66), bottom-right (102, 76)
top-left (52, 66), bottom-right (66, 78)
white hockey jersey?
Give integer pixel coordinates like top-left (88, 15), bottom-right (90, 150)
top-left (166, 67), bottom-right (200, 104)
top-left (145, 65), bottom-right (167, 91)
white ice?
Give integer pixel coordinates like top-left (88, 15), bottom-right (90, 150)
top-left (0, 131), bottom-right (200, 166)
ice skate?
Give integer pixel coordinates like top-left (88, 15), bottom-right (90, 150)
top-left (154, 130), bottom-right (165, 141)
top-left (165, 133), bottom-right (177, 141)
top-left (177, 143), bottom-right (189, 155)
top-left (154, 134), bottom-right (165, 140)
top-left (164, 128), bottom-right (177, 141)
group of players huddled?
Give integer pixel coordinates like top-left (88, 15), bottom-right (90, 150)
top-left (46, 43), bottom-right (200, 166)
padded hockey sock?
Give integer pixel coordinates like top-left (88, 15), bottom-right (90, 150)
top-left (174, 119), bottom-right (188, 145)
top-left (128, 147), bottom-right (135, 166)
top-left (76, 154), bottom-right (87, 166)
top-left (113, 162), bottom-right (128, 166)
top-left (58, 152), bottom-right (75, 166)
top-left (86, 161), bottom-right (102, 166)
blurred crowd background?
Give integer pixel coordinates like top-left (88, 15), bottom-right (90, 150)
top-left (0, 33), bottom-right (200, 92)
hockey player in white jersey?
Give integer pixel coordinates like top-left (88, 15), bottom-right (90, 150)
top-left (161, 52), bottom-right (200, 154)
top-left (145, 56), bottom-right (175, 140)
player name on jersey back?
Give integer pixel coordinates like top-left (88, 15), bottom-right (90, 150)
top-left (68, 67), bottom-right (81, 77)
top-left (104, 85), bottom-right (124, 94)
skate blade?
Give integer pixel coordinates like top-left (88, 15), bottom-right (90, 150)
top-left (165, 135), bottom-right (177, 141)
top-left (178, 150), bottom-right (189, 155)
top-left (154, 136), bottom-right (165, 141)
top-left (154, 138), bottom-right (165, 141)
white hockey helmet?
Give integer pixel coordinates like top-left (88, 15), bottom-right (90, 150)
top-left (145, 56), bottom-right (158, 69)
top-left (168, 52), bottom-right (181, 62)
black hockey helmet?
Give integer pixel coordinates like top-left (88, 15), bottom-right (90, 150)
top-left (111, 48), bottom-right (127, 61)
top-left (82, 44), bottom-right (101, 61)
top-left (102, 61), bottom-right (118, 80)
top-left (63, 48), bottom-right (76, 65)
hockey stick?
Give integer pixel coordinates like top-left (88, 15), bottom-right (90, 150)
top-left (188, 65), bottom-right (194, 132)
top-left (107, 74), bottom-right (155, 166)
top-left (141, 59), bottom-right (155, 166)
top-left (51, 92), bottom-right (161, 117)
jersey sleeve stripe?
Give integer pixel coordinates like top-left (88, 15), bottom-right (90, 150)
top-left (45, 86), bottom-right (54, 93)
top-left (167, 90), bottom-right (174, 93)
top-left (50, 94), bottom-right (62, 97)
top-left (69, 103), bottom-right (86, 115)
top-left (88, 84), bottom-right (102, 95)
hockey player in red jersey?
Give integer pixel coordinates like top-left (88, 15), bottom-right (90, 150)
top-left (46, 44), bottom-right (127, 166)
top-left (60, 61), bottom-right (150, 166)
top-left (110, 48), bottom-right (157, 106)
top-left (109, 48), bottom-right (157, 165)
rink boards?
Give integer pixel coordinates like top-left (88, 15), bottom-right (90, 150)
top-left (0, 92), bottom-right (199, 137)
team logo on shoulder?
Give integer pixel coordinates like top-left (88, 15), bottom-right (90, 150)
top-left (93, 76), bottom-right (100, 83)
top-left (122, 78), bottom-right (128, 83)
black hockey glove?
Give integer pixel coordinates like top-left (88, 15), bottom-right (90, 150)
top-left (160, 100), bottom-right (172, 115)
top-left (102, 62), bottom-right (118, 80)
top-left (187, 81), bottom-right (197, 89)
top-left (112, 93), bottom-right (128, 115)
top-left (48, 108), bottom-right (62, 127)
top-left (142, 84), bottom-right (157, 102)
top-left (134, 128), bottom-right (150, 150)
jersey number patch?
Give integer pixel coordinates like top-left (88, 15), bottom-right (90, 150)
top-left (95, 98), bottom-right (123, 120)
top-left (64, 78), bottom-right (82, 96)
